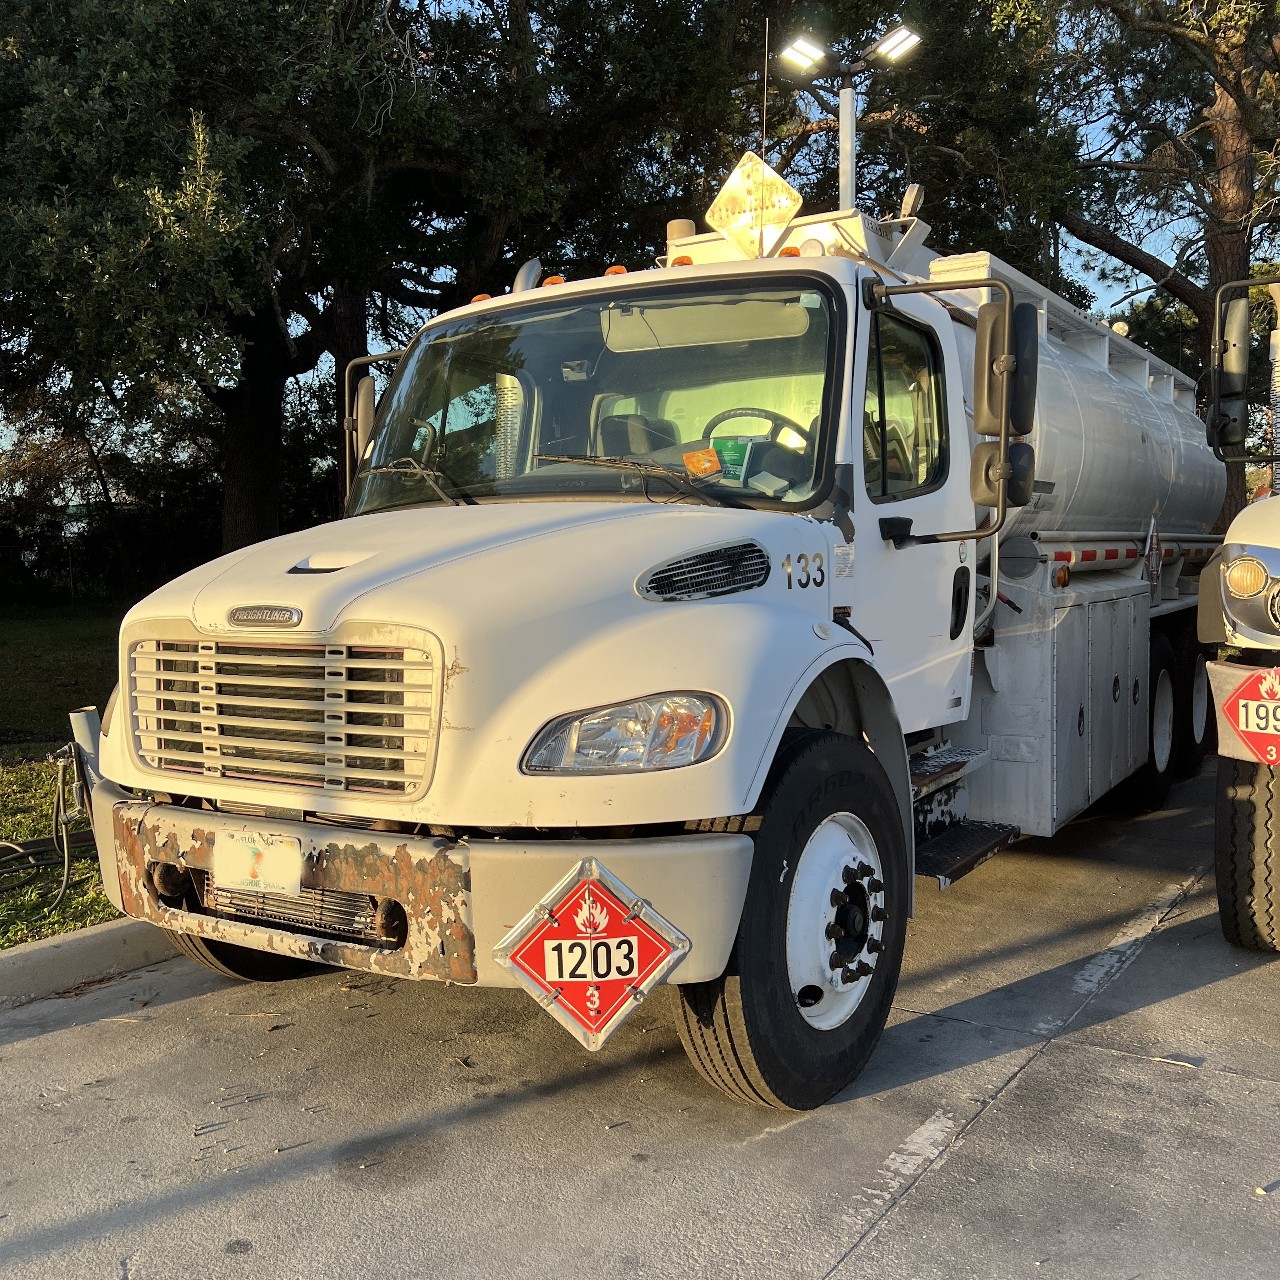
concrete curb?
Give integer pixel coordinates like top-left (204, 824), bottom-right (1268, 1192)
top-left (0, 917), bottom-right (177, 1010)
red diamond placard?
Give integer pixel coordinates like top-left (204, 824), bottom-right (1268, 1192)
top-left (1222, 668), bottom-right (1280, 765)
top-left (494, 859), bottom-right (690, 1051)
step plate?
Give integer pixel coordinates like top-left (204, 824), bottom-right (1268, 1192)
top-left (915, 820), bottom-right (1019, 890)
top-left (910, 746), bottom-right (989, 802)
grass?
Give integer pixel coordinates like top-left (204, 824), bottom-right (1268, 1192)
top-left (0, 602), bottom-right (127, 948)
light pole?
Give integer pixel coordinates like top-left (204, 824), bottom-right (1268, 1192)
top-left (780, 25), bottom-right (921, 211)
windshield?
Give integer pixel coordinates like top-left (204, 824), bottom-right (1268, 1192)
top-left (347, 278), bottom-right (839, 516)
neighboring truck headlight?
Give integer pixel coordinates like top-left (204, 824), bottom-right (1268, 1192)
top-left (1224, 555), bottom-right (1269, 599)
top-left (523, 693), bottom-right (726, 774)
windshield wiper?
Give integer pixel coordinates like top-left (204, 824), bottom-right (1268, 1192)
top-left (533, 454), bottom-right (745, 508)
top-left (360, 457), bottom-right (465, 507)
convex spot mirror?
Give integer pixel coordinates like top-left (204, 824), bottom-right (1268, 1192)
top-left (971, 441), bottom-right (1035, 508)
top-left (973, 301), bottom-right (1039, 438)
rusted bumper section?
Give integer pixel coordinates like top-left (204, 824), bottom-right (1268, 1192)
top-left (111, 802), bottom-right (476, 983)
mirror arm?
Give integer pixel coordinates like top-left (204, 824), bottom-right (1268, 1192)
top-left (869, 276), bottom-right (1014, 545)
top-left (343, 349), bottom-right (407, 497)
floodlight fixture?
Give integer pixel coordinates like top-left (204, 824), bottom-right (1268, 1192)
top-left (776, 21), bottom-right (923, 211)
top-left (779, 36), bottom-right (824, 73)
top-left (867, 25), bottom-right (920, 63)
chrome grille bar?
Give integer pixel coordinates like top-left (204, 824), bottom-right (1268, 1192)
top-left (130, 637), bottom-right (436, 796)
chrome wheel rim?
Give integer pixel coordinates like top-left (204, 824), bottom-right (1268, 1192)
top-left (786, 813), bottom-right (886, 1032)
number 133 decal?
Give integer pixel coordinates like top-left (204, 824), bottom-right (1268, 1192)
top-left (782, 552), bottom-right (825, 589)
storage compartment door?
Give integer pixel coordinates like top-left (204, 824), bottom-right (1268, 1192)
top-left (1053, 605), bottom-right (1090, 825)
top-left (1089, 597), bottom-right (1132, 799)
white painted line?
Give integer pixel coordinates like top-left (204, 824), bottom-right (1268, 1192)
top-left (829, 1109), bottom-right (956, 1271)
top-left (1032, 870), bottom-right (1203, 1037)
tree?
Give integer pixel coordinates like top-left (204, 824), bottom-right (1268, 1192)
top-left (1023, 1), bottom-right (1279, 522)
top-left (0, 0), bottom-right (799, 553)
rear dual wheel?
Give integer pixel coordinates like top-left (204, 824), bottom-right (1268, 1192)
top-left (1173, 644), bottom-right (1214, 776)
top-left (1127, 632), bottom-right (1178, 809)
top-left (675, 731), bottom-right (907, 1110)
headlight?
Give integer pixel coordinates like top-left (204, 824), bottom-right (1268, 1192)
top-left (1225, 555), bottom-right (1269, 599)
top-left (523, 693), bottom-right (726, 774)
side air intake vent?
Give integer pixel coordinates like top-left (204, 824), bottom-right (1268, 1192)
top-left (639, 542), bottom-right (771, 602)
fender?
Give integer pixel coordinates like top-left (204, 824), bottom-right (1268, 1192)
top-left (745, 649), bottom-right (914, 907)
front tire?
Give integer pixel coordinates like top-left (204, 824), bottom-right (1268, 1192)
top-left (675, 731), bottom-right (907, 1110)
top-left (1214, 756), bottom-right (1280, 952)
top-left (165, 929), bottom-right (327, 982)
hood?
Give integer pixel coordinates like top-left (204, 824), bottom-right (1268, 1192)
top-left (128, 501), bottom-right (790, 636)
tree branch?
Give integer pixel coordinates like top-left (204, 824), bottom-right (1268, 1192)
top-left (1059, 210), bottom-right (1209, 319)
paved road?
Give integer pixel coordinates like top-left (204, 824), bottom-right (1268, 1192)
top-left (2, 767), bottom-right (1277, 1279)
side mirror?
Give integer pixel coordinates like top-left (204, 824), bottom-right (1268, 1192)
top-left (972, 302), bottom-right (1006, 436)
top-left (1008, 302), bottom-right (1039, 437)
top-left (355, 375), bottom-right (376, 461)
top-left (1210, 296), bottom-right (1251, 450)
top-left (974, 300), bottom-right (1039, 438)
top-left (971, 441), bottom-right (1035, 508)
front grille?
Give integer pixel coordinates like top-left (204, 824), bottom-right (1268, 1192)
top-left (196, 870), bottom-right (386, 945)
top-left (639, 541), bottom-right (771, 602)
top-left (130, 637), bottom-right (436, 796)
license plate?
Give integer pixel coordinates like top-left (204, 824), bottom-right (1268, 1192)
top-left (212, 831), bottom-right (303, 897)
top-left (543, 936), bottom-right (639, 983)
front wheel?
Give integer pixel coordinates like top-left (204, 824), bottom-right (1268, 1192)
top-left (1214, 756), bottom-right (1280, 952)
top-left (165, 929), bottom-right (328, 982)
top-left (675, 730), bottom-right (907, 1110)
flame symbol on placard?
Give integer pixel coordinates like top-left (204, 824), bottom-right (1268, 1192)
top-left (1261, 671), bottom-right (1280, 701)
top-left (575, 891), bottom-right (609, 936)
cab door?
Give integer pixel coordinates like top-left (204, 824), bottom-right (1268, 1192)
top-left (841, 291), bottom-right (976, 734)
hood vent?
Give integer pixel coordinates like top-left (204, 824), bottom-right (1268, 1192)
top-left (639, 541), bottom-right (771, 602)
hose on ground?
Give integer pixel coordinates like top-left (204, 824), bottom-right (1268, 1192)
top-left (0, 743), bottom-right (97, 909)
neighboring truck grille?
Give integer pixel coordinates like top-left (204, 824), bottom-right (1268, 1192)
top-left (130, 638), bottom-right (436, 796)
top-left (639, 541), bottom-right (771, 601)
top-left (195, 869), bottom-right (386, 945)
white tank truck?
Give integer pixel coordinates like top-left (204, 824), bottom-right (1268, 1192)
top-left (69, 156), bottom-right (1224, 1108)
top-left (1198, 275), bottom-right (1280, 954)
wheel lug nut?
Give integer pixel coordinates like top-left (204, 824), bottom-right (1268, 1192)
top-left (871, 906), bottom-right (886, 922)
top-left (854, 960), bottom-right (874, 978)
top-left (829, 951), bottom-right (845, 970)
top-left (866, 877), bottom-right (884, 894)
top-left (866, 938), bottom-right (883, 954)
top-left (830, 888), bottom-right (849, 908)
top-left (825, 923), bottom-right (845, 941)
top-left (841, 966), bottom-right (856, 983)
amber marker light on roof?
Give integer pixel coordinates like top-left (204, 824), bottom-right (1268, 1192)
top-left (471, 293), bottom-right (492, 303)
top-left (542, 275), bottom-right (565, 286)
top-left (671, 255), bottom-right (693, 266)
top-left (778, 246), bottom-right (801, 257)
top-left (604, 265), bottom-right (627, 275)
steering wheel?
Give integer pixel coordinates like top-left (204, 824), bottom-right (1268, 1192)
top-left (704, 407), bottom-right (812, 447)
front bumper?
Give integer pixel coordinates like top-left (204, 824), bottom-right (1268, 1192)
top-left (80, 728), bottom-right (753, 988)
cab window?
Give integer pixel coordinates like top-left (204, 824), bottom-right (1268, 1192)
top-left (863, 312), bottom-right (947, 499)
